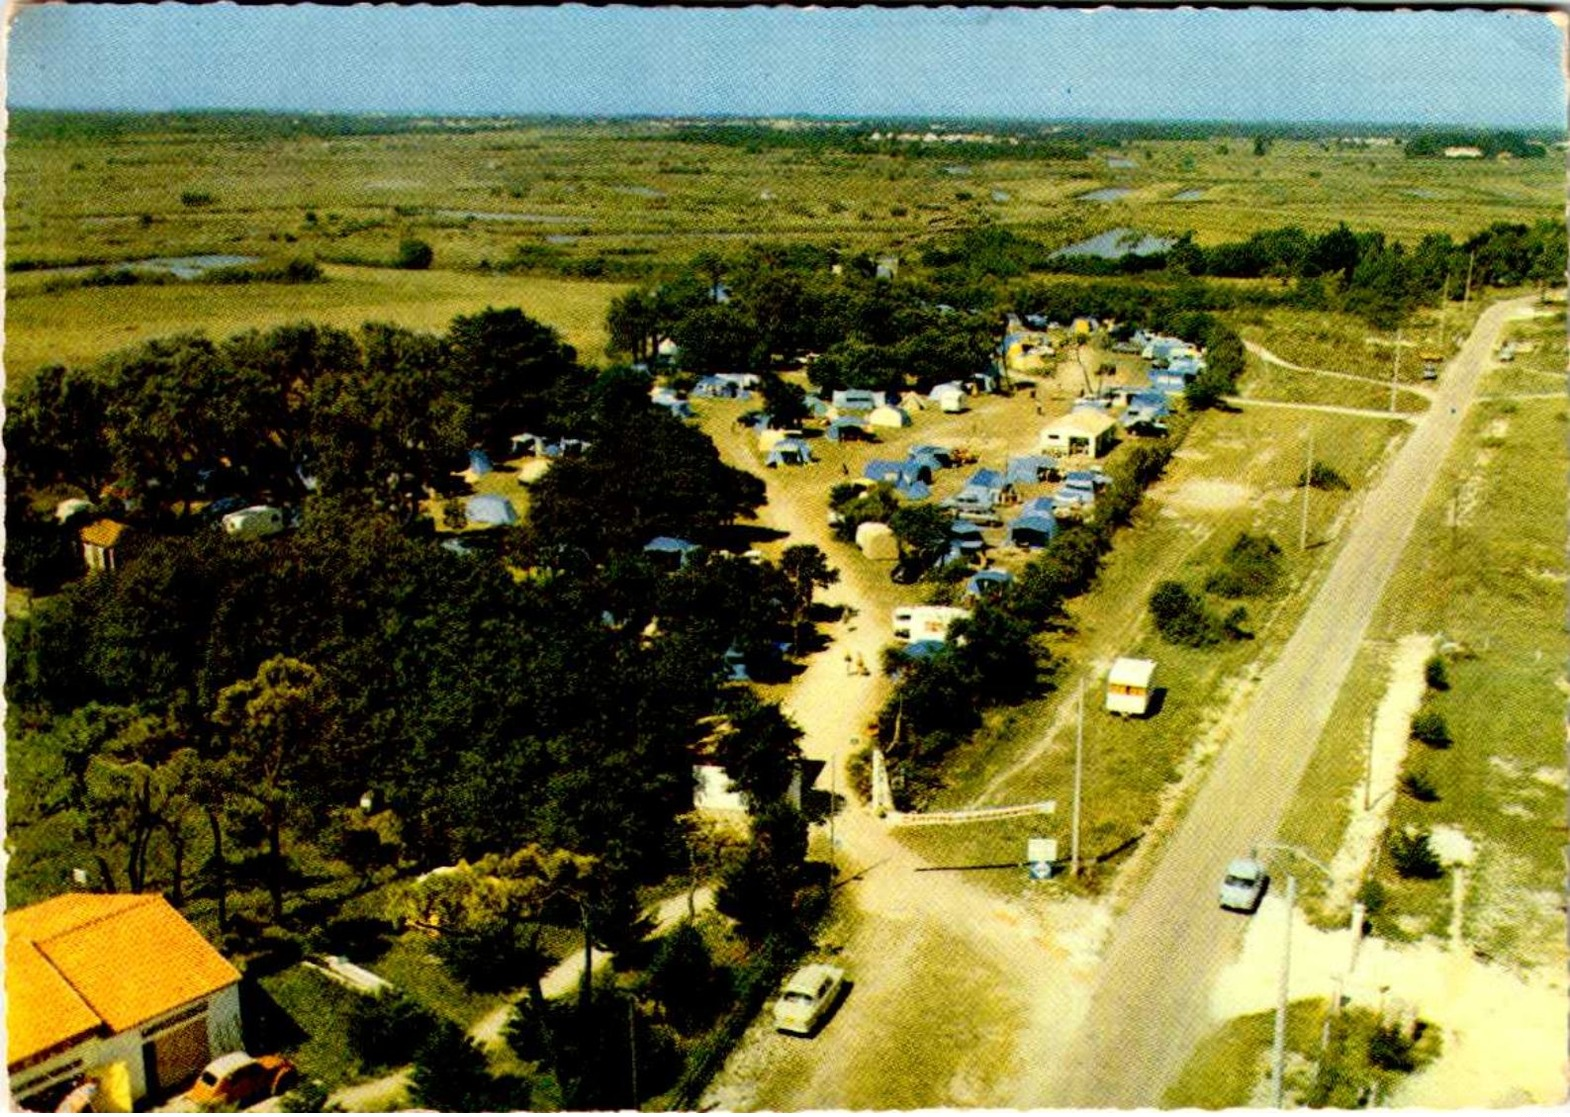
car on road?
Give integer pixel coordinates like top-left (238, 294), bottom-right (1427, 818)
top-left (1219, 857), bottom-right (1268, 913)
top-left (185, 1052), bottom-right (298, 1110)
top-left (773, 963), bottom-right (846, 1035)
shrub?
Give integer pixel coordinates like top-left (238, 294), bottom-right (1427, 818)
top-left (1423, 655), bottom-right (1450, 691)
top-left (1356, 877), bottom-right (1387, 916)
top-left (395, 238), bottom-right (434, 270)
top-left (348, 993), bottom-right (437, 1071)
top-left (1387, 827), bottom-right (1444, 880)
top-left (432, 917), bottom-right (536, 993)
top-left (410, 1019), bottom-right (505, 1111)
top-left (643, 922), bottom-right (730, 1035)
top-left (1298, 461), bottom-right (1350, 490)
top-left (180, 190), bottom-right (215, 207)
top-left (1366, 1022), bottom-right (1418, 1072)
top-left (1410, 709), bottom-right (1451, 747)
top-left (1398, 768), bottom-right (1440, 802)
top-left (1149, 580), bottom-right (1220, 647)
top-left (1204, 533), bottom-right (1283, 597)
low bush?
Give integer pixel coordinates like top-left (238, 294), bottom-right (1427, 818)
top-left (395, 238), bottom-right (434, 270)
top-left (1298, 461), bottom-right (1351, 490)
top-left (1423, 655), bottom-right (1450, 691)
top-left (1410, 709), bottom-right (1452, 747)
top-left (1204, 533), bottom-right (1283, 597)
top-left (1398, 768), bottom-right (1440, 802)
top-left (1387, 827), bottom-right (1444, 880)
top-left (1150, 580), bottom-right (1222, 647)
top-left (348, 992), bottom-right (437, 1071)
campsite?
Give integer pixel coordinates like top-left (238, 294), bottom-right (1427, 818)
top-left (4, 8), bottom-right (1566, 1112)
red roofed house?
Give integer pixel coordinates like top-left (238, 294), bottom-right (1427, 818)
top-left (6, 894), bottom-right (243, 1110)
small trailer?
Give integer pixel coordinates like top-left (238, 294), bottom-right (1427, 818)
top-left (1106, 656), bottom-right (1157, 716)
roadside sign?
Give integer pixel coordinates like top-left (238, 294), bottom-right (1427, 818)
top-left (1027, 837), bottom-right (1058, 880)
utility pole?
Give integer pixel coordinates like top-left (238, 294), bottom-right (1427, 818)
top-left (1071, 681), bottom-right (1085, 876)
top-left (829, 750), bottom-right (838, 876)
top-left (1363, 714), bottom-right (1376, 811)
top-left (1388, 326), bottom-right (1402, 413)
top-left (1271, 872), bottom-right (1299, 1108)
top-left (1299, 427), bottom-right (1313, 551)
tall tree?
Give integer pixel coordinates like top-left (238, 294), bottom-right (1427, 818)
top-left (211, 655), bottom-right (329, 922)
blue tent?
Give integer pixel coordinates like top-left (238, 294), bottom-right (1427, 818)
top-left (1008, 514), bottom-right (1058, 548)
top-left (1019, 496), bottom-right (1058, 518)
top-left (965, 569), bottom-right (1014, 598)
top-left (908, 445), bottom-right (955, 470)
top-left (893, 480), bottom-right (932, 502)
top-left (903, 640), bottom-right (947, 661)
top-left (466, 449), bottom-right (494, 477)
top-left (645, 535), bottom-right (699, 556)
top-left (466, 494), bottom-right (517, 526)
top-left (765, 438), bottom-right (813, 467)
top-left (864, 458), bottom-right (907, 484)
top-left (1005, 455), bottom-right (1058, 485)
top-left (950, 521), bottom-right (987, 552)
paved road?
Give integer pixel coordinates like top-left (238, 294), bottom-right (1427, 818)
top-left (1043, 296), bottom-right (1533, 1108)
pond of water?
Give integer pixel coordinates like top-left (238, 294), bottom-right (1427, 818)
top-left (1077, 187), bottom-right (1133, 203)
top-left (1170, 189), bottom-right (1207, 201)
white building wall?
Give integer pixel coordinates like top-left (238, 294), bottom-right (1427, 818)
top-left (206, 984), bottom-right (244, 1057)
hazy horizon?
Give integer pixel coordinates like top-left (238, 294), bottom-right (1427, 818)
top-left (7, 6), bottom-right (1565, 129)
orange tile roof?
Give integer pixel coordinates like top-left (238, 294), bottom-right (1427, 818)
top-left (6, 894), bottom-right (240, 1067)
top-left (78, 519), bottom-right (129, 549)
top-left (5, 939), bottom-right (102, 1066)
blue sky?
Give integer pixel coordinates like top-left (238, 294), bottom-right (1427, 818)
top-left (7, 5), bottom-right (1565, 127)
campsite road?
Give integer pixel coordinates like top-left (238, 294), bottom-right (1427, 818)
top-left (1039, 295), bottom-right (1535, 1108)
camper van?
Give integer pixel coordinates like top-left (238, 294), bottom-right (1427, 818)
top-left (221, 505), bottom-right (285, 539)
top-left (891, 605), bottom-right (971, 644)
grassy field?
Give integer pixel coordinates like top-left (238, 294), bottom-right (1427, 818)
top-left (9, 126), bottom-right (1559, 274)
top-left (1278, 305), bottom-right (1568, 962)
top-left (4, 264), bottom-right (625, 383)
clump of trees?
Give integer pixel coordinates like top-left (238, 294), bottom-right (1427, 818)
top-left (1204, 533), bottom-right (1284, 598)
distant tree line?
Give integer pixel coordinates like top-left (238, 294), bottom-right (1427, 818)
top-left (1403, 130), bottom-right (1549, 159)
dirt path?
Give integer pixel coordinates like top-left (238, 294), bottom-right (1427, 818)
top-left (1244, 339), bottom-right (1435, 400)
top-left (1043, 295), bottom-right (1537, 1107)
top-left (326, 1068), bottom-right (410, 1112)
top-left (1225, 395), bottom-right (1421, 422)
top-left (699, 398), bottom-right (1108, 1109)
top-left (1323, 634), bottom-right (1432, 912)
top-left (467, 887), bottom-right (716, 1051)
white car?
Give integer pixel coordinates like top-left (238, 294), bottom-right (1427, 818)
top-left (1219, 857), bottom-right (1268, 913)
top-left (773, 963), bottom-right (846, 1035)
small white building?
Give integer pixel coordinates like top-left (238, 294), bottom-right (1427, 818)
top-left (1039, 410), bottom-right (1118, 459)
top-left (891, 605), bottom-right (971, 644)
top-left (1106, 657), bottom-right (1157, 716)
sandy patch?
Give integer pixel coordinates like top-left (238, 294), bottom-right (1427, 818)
top-left (1428, 825), bottom-right (1477, 867)
top-left (1531, 765), bottom-right (1567, 789)
top-left (1488, 754), bottom-right (1524, 779)
top-left (1159, 478), bottom-right (1255, 512)
top-left (1211, 895), bottom-right (1569, 1107)
top-left (1324, 634), bottom-right (1434, 913)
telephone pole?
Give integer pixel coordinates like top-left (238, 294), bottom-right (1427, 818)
top-left (1071, 681), bottom-right (1085, 876)
top-left (1299, 427), bottom-right (1314, 551)
top-left (1388, 326), bottom-right (1402, 413)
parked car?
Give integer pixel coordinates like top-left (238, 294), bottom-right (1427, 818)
top-left (185, 1052), bottom-right (298, 1110)
top-left (773, 963), bottom-right (846, 1035)
top-left (1218, 857), bottom-right (1268, 913)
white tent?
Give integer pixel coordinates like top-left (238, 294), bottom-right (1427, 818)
top-left (855, 521), bottom-right (899, 561)
top-left (867, 405), bottom-right (912, 429)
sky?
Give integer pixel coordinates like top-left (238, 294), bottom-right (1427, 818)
top-left (6, 5), bottom-right (1566, 128)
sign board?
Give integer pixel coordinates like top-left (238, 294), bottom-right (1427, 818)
top-left (1027, 837), bottom-right (1058, 880)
